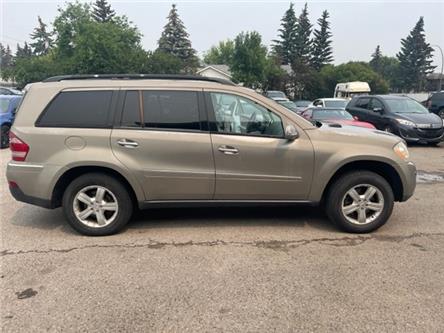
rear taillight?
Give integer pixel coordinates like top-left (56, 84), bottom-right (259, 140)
top-left (9, 132), bottom-right (29, 161)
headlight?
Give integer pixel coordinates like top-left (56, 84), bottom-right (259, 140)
top-left (395, 118), bottom-right (416, 127)
top-left (393, 141), bottom-right (410, 160)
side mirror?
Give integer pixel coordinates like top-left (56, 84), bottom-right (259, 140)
top-left (353, 116), bottom-right (359, 120)
top-left (285, 124), bottom-right (299, 141)
top-left (373, 107), bottom-right (383, 113)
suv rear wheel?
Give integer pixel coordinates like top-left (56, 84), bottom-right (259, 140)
top-left (326, 171), bottom-right (394, 233)
top-left (62, 173), bottom-right (133, 236)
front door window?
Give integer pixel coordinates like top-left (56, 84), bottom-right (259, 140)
top-left (210, 92), bottom-right (284, 137)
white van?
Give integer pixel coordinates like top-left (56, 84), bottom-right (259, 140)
top-left (334, 81), bottom-right (371, 99)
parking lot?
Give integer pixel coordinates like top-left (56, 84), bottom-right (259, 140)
top-left (1, 144), bottom-right (443, 332)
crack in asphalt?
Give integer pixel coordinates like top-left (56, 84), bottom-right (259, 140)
top-left (1, 232), bottom-right (443, 256)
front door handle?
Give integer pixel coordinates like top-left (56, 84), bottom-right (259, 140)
top-left (117, 139), bottom-right (139, 148)
top-left (218, 145), bottom-right (239, 155)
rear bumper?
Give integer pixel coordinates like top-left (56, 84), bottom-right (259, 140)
top-left (398, 125), bottom-right (444, 144)
top-left (9, 183), bottom-right (53, 208)
top-left (6, 161), bottom-right (59, 209)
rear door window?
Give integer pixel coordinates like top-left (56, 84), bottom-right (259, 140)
top-left (120, 91), bottom-right (141, 127)
top-left (142, 91), bottom-right (200, 131)
top-left (37, 91), bottom-right (113, 127)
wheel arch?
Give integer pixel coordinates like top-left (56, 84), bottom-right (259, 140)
top-left (51, 165), bottom-right (141, 208)
top-left (320, 160), bottom-right (404, 203)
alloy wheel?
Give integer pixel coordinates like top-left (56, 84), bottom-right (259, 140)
top-left (73, 185), bottom-right (119, 228)
top-left (341, 184), bottom-right (384, 225)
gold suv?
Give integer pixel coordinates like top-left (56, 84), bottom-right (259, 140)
top-left (6, 75), bottom-right (416, 236)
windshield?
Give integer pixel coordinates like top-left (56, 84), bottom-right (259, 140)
top-left (324, 100), bottom-right (347, 108)
top-left (267, 91), bottom-right (286, 98)
top-left (294, 100), bottom-right (311, 107)
top-left (385, 98), bottom-right (429, 114)
top-left (0, 99), bottom-right (11, 114)
top-left (312, 110), bottom-right (353, 120)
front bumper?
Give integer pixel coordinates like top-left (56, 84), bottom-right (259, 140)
top-left (398, 125), bottom-right (444, 144)
top-left (400, 161), bottom-right (417, 202)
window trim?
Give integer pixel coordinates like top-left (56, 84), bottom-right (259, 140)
top-left (204, 91), bottom-right (286, 139)
top-left (35, 90), bottom-right (118, 128)
top-left (115, 89), bottom-right (208, 133)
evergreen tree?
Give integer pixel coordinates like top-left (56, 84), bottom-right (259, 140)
top-left (157, 4), bottom-right (198, 72)
top-left (0, 44), bottom-right (14, 79)
top-left (369, 45), bottom-right (383, 73)
top-left (30, 16), bottom-right (53, 56)
top-left (396, 17), bottom-right (435, 92)
top-left (93, 0), bottom-right (115, 23)
top-left (16, 42), bottom-right (33, 59)
top-left (310, 10), bottom-right (333, 70)
top-left (272, 3), bottom-right (297, 65)
top-left (1, 44), bottom-right (13, 68)
top-left (294, 3), bottom-right (312, 65)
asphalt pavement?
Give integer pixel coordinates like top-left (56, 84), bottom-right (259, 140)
top-left (1, 144), bottom-right (444, 332)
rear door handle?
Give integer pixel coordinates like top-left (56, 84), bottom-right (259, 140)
top-left (218, 145), bottom-right (239, 155)
top-left (117, 139), bottom-right (139, 148)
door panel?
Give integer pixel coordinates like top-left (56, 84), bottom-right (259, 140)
top-left (211, 133), bottom-right (314, 200)
top-left (111, 129), bottom-right (214, 200)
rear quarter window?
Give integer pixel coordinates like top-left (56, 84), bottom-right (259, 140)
top-left (37, 91), bottom-right (113, 127)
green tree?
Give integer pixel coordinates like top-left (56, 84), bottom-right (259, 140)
top-left (53, 1), bottom-right (92, 59)
top-left (0, 44), bottom-right (14, 79)
top-left (370, 46), bottom-right (402, 92)
top-left (272, 3), bottom-right (297, 65)
top-left (369, 45), bottom-right (383, 73)
top-left (92, 0), bottom-right (115, 23)
top-left (30, 16), bottom-right (53, 56)
top-left (294, 3), bottom-right (312, 65)
top-left (262, 56), bottom-right (288, 92)
top-left (311, 10), bottom-right (333, 70)
top-left (157, 4), bottom-right (199, 73)
top-left (67, 18), bottom-right (145, 74)
top-left (12, 54), bottom-right (61, 88)
top-left (16, 42), bottom-right (33, 59)
top-left (230, 31), bottom-right (268, 89)
top-left (318, 62), bottom-right (389, 97)
top-left (397, 17), bottom-right (435, 92)
top-left (203, 40), bottom-right (234, 65)
top-left (142, 50), bottom-right (182, 74)
top-left (10, 1), bottom-right (148, 86)
top-left (377, 56), bottom-right (401, 92)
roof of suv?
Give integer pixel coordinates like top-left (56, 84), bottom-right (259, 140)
top-left (42, 74), bottom-right (236, 86)
top-left (34, 74), bottom-right (244, 92)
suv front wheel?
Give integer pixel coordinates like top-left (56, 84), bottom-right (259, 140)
top-left (326, 171), bottom-right (394, 233)
top-left (63, 173), bottom-right (133, 236)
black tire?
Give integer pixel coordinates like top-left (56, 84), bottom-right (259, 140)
top-left (62, 173), bottom-right (133, 236)
top-left (325, 171), bottom-right (394, 233)
top-left (1, 125), bottom-right (10, 149)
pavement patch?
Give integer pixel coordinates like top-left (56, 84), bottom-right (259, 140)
top-left (416, 170), bottom-right (444, 184)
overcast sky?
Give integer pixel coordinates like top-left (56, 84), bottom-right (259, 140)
top-left (1, 0), bottom-right (444, 68)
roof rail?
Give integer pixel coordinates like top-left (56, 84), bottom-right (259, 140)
top-left (42, 74), bottom-right (236, 86)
